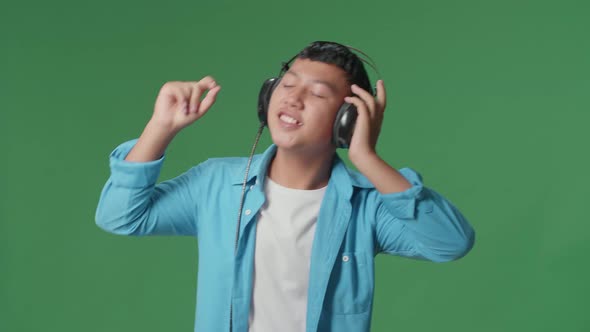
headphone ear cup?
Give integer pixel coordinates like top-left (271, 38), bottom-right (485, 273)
top-left (258, 78), bottom-right (280, 126)
top-left (332, 102), bottom-right (358, 149)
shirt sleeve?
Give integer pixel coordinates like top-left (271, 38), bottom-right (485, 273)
top-left (95, 139), bottom-right (199, 236)
top-left (374, 168), bottom-right (475, 262)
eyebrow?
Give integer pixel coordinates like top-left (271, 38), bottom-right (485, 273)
top-left (284, 70), bottom-right (339, 94)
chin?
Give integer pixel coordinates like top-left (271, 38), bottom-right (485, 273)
top-left (268, 118), bottom-right (334, 153)
top-left (272, 134), bottom-right (335, 157)
top-left (269, 130), bottom-right (300, 150)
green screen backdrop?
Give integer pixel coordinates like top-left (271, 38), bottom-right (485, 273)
top-left (1, 0), bottom-right (589, 331)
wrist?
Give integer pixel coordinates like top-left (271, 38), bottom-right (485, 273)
top-left (145, 118), bottom-right (178, 141)
top-left (349, 149), bottom-right (379, 169)
top-left (125, 120), bottom-right (176, 162)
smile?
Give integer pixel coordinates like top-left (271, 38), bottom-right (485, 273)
top-left (279, 113), bottom-right (302, 126)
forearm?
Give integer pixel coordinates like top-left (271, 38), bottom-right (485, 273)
top-left (399, 192), bottom-right (474, 261)
top-left (373, 167), bottom-right (475, 262)
top-left (125, 120), bottom-right (176, 162)
top-left (96, 139), bottom-right (198, 236)
top-left (352, 152), bottom-right (412, 194)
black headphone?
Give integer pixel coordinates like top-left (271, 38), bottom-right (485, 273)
top-left (257, 44), bottom-right (379, 149)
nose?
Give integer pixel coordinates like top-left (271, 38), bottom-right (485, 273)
top-left (283, 86), bottom-right (304, 109)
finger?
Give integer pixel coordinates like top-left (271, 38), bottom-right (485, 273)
top-left (198, 75), bottom-right (217, 88)
top-left (344, 96), bottom-right (371, 145)
top-left (196, 85), bottom-right (222, 115)
top-left (351, 84), bottom-right (376, 118)
top-left (189, 83), bottom-right (205, 114)
top-left (344, 96), bottom-right (369, 123)
top-left (164, 83), bottom-right (189, 114)
top-left (375, 80), bottom-right (387, 111)
top-left (190, 77), bottom-right (217, 113)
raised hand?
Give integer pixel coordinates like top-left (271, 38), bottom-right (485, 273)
top-left (124, 76), bottom-right (221, 162)
top-left (151, 76), bottom-right (222, 135)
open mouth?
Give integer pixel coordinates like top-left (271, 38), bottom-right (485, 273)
top-left (278, 112), bottom-right (302, 126)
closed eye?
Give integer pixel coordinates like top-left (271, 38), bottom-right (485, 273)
top-left (281, 81), bottom-right (327, 99)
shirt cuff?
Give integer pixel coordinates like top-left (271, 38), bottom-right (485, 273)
top-left (378, 168), bottom-right (426, 220)
top-left (108, 139), bottom-right (165, 188)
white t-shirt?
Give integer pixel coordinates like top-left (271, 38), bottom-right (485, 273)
top-left (248, 177), bottom-right (327, 332)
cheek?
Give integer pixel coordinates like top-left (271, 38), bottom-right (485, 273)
top-left (267, 94), bottom-right (277, 114)
top-left (308, 107), bottom-right (339, 136)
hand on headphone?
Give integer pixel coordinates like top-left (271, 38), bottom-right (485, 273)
top-left (151, 76), bottom-right (222, 135)
top-left (345, 80), bottom-right (386, 164)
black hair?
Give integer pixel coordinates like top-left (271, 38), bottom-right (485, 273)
top-left (295, 41), bottom-right (374, 95)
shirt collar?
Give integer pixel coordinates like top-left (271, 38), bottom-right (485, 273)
top-left (230, 144), bottom-right (375, 190)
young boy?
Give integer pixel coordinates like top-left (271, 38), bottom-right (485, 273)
top-left (96, 41), bottom-right (475, 332)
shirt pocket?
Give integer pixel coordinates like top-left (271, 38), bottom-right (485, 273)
top-left (323, 251), bottom-right (373, 315)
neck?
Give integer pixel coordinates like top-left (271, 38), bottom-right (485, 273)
top-left (267, 147), bottom-right (335, 190)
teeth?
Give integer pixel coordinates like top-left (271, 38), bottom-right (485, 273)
top-left (280, 114), bottom-right (301, 125)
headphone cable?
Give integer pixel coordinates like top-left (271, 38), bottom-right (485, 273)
top-left (230, 122), bottom-right (265, 331)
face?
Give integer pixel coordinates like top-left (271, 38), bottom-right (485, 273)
top-left (267, 58), bottom-right (351, 155)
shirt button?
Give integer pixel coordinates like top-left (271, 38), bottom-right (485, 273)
top-left (342, 255), bottom-right (350, 262)
top-left (245, 209), bottom-right (252, 216)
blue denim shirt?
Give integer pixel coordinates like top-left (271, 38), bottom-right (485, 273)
top-left (95, 139), bottom-right (475, 332)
